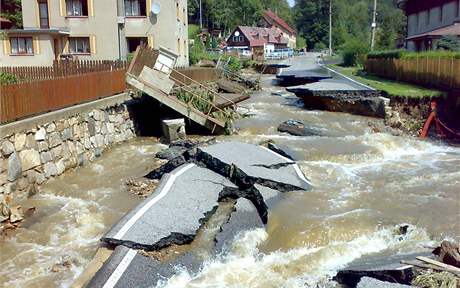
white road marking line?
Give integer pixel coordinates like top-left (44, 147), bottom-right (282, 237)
top-left (102, 249), bottom-right (137, 288)
top-left (113, 163), bottom-right (196, 239)
top-left (259, 146), bottom-right (312, 186)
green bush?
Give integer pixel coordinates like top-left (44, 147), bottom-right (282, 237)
top-left (0, 72), bottom-right (18, 85)
top-left (367, 49), bottom-right (460, 60)
top-left (341, 39), bottom-right (370, 66)
top-left (402, 50), bottom-right (460, 59)
top-left (436, 35), bottom-right (460, 51)
top-left (225, 56), bottom-right (242, 72)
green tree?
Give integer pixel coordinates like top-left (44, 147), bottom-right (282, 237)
top-left (1, 0), bottom-right (22, 28)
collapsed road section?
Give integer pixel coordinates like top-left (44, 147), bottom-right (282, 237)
top-left (84, 141), bottom-right (312, 288)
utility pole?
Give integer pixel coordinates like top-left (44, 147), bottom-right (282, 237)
top-left (329, 0), bottom-right (333, 56)
top-left (370, 0), bottom-right (377, 51)
top-left (199, 0), bottom-right (203, 29)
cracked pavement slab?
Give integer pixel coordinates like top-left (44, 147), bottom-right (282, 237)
top-left (86, 245), bottom-right (202, 288)
top-left (197, 141), bottom-right (311, 191)
top-left (102, 163), bottom-right (238, 250)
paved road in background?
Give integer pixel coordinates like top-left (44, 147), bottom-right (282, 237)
top-left (277, 53), bottom-right (373, 91)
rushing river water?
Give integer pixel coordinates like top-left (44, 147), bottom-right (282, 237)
top-left (1, 73), bottom-right (460, 288)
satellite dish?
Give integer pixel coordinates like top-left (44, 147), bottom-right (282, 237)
top-left (151, 2), bottom-right (161, 15)
top-left (234, 31), bottom-right (240, 37)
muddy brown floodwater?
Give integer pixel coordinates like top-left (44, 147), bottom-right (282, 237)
top-left (1, 72), bottom-right (460, 288)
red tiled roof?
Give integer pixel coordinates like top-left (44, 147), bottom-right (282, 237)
top-left (406, 23), bottom-right (460, 40)
top-left (262, 10), bottom-right (296, 35)
top-left (237, 26), bottom-right (288, 47)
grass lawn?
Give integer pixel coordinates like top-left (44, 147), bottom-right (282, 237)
top-left (327, 64), bottom-right (444, 98)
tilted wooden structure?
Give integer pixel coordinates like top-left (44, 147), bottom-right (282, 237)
top-left (126, 45), bottom-right (248, 134)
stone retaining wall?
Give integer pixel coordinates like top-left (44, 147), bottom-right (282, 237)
top-left (0, 95), bottom-right (136, 203)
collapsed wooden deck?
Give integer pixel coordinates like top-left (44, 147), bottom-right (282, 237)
top-left (127, 45), bottom-right (250, 134)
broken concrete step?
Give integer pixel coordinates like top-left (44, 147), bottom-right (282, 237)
top-left (102, 163), bottom-right (238, 250)
top-left (86, 246), bottom-right (203, 288)
top-left (197, 141), bottom-right (311, 192)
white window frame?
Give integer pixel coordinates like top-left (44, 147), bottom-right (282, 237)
top-left (10, 37), bottom-right (34, 55)
top-left (68, 37), bottom-right (90, 54)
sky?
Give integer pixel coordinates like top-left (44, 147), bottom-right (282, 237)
top-left (287, 0), bottom-right (295, 7)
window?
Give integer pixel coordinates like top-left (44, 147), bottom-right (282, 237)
top-left (68, 37), bottom-right (90, 54)
top-left (239, 36), bottom-right (244, 42)
top-left (39, 1), bottom-right (49, 28)
top-left (126, 37), bottom-right (147, 53)
top-left (10, 37), bottom-right (34, 55)
top-left (66, 0), bottom-right (88, 16)
top-left (125, 0), bottom-right (146, 16)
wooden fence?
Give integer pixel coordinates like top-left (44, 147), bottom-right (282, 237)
top-left (1, 68), bottom-right (127, 123)
top-left (0, 60), bottom-right (128, 83)
top-left (365, 57), bottom-right (460, 91)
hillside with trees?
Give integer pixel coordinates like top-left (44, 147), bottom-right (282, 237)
top-left (188, 0), bottom-right (406, 53)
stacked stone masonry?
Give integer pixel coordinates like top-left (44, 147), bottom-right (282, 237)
top-left (0, 104), bottom-right (135, 203)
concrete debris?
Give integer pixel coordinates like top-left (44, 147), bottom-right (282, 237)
top-left (334, 252), bottom-right (431, 287)
top-left (161, 119), bottom-right (186, 143)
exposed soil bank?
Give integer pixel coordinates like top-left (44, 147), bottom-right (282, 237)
top-left (385, 92), bottom-right (460, 139)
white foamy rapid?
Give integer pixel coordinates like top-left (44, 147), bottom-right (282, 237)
top-left (156, 224), bottom-right (432, 288)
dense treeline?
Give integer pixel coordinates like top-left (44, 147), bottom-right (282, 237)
top-left (187, 0), bottom-right (293, 32)
top-left (188, 0), bottom-right (406, 51)
top-left (293, 0), bottom-right (406, 51)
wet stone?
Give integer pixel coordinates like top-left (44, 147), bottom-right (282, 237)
top-left (7, 152), bottom-right (22, 182)
top-left (14, 133), bottom-right (26, 151)
top-left (19, 150), bottom-right (41, 171)
top-left (35, 128), bottom-right (46, 141)
top-left (278, 120), bottom-right (324, 136)
top-left (1, 140), bottom-right (15, 156)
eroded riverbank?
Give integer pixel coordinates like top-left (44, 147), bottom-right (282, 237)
top-left (0, 138), bottom-right (165, 287)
